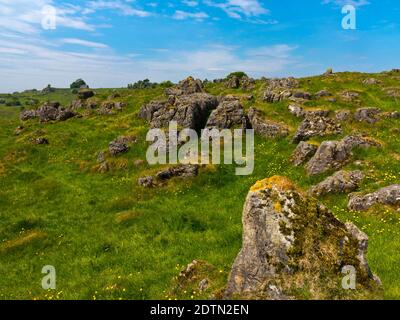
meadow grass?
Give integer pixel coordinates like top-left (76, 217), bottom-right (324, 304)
top-left (0, 72), bottom-right (399, 299)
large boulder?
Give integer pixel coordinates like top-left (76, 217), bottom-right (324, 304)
top-left (306, 135), bottom-right (380, 176)
top-left (205, 100), bottom-right (248, 130)
top-left (348, 185), bottom-right (400, 211)
top-left (262, 88), bottom-right (292, 103)
top-left (248, 107), bottom-right (288, 138)
top-left (77, 89), bottom-right (95, 100)
top-left (224, 176), bottom-right (381, 300)
top-left (292, 115), bottom-right (342, 143)
top-left (140, 93), bottom-right (218, 131)
top-left (310, 170), bottom-right (365, 196)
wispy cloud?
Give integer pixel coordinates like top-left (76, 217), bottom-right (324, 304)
top-left (85, 0), bottom-right (152, 17)
top-left (60, 38), bottom-right (109, 49)
top-left (204, 0), bottom-right (269, 19)
top-left (322, 0), bottom-right (370, 8)
top-left (173, 10), bottom-right (209, 21)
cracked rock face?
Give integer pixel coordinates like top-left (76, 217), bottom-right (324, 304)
top-left (310, 170), bottom-right (365, 196)
top-left (305, 135), bottom-right (380, 176)
top-left (248, 107), bottom-right (288, 138)
top-left (139, 93), bottom-right (218, 131)
top-left (292, 115), bottom-right (342, 143)
top-left (206, 100), bottom-right (249, 130)
top-left (290, 141), bottom-right (318, 166)
top-left (224, 176), bottom-right (381, 300)
top-left (348, 185), bottom-right (400, 211)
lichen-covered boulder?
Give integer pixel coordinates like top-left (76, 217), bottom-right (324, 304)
top-left (99, 101), bottom-right (126, 115)
top-left (336, 110), bottom-right (351, 122)
top-left (290, 141), bottom-right (318, 166)
top-left (262, 88), bottom-right (292, 103)
top-left (348, 185), bottom-right (400, 211)
top-left (224, 176), bottom-right (381, 300)
top-left (140, 93), bottom-right (218, 131)
top-left (206, 100), bottom-right (249, 130)
top-left (315, 90), bottom-right (333, 98)
top-left (292, 115), bottom-right (342, 143)
top-left (36, 102), bottom-right (76, 123)
top-left (248, 108), bottom-right (288, 138)
top-left (77, 89), bottom-right (95, 100)
top-left (306, 135), bottom-right (380, 176)
top-left (310, 170), bottom-right (365, 196)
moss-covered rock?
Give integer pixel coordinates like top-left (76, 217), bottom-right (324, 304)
top-left (225, 176), bottom-right (382, 300)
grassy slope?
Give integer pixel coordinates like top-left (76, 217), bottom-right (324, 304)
top-left (0, 72), bottom-right (399, 300)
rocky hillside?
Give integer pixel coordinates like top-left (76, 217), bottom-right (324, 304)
top-left (0, 70), bottom-right (399, 300)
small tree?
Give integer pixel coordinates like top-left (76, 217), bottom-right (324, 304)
top-left (226, 71), bottom-right (248, 80)
top-left (70, 79), bottom-right (87, 89)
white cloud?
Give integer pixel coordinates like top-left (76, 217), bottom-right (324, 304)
top-left (182, 0), bottom-right (199, 7)
top-left (322, 0), bottom-right (370, 8)
top-left (204, 0), bottom-right (269, 19)
top-left (60, 38), bottom-right (109, 49)
top-left (173, 10), bottom-right (209, 20)
top-left (86, 0), bottom-right (152, 17)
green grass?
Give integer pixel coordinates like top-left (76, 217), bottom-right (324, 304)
top-left (0, 72), bottom-right (399, 300)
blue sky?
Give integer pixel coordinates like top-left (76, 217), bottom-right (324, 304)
top-left (0, 0), bottom-right (399, 92)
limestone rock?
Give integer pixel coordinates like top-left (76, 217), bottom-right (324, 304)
top-left (108, 136), bottom-right (136, 156)
top-left (310, 170), bottom-right (365, 196)
top-left (292, 115), bottom-right (342, 143)
top-left (248, 108), bottom-right (288, 138)
top-left (99, 101), bottom-right (126, 115)
top-left (306, 135), bottom-right (380, 176)
top-left (224, 176), bottom-right (381, 300)
top-left (335, 110), bottom-right (351, 122)
top-left (206, 100), bottom-right (249, 130)
top-left (140, 93), bottom-right (218, 131)
top-left (290, 141), bottom-right (318, 166)
top-left (315, 90), bottom-right (332, 98)
top-left (354, 108), bottom-right (381, 124)
top-left (165, 77), bottom-right (204, 96)
top-left (20, 109), bottom-right (37, 121)
top-left (78, 89), bottom-right (95, 100)
top-left (156, 164), bottom-right (199, 181)
top-left (348, 185), bottom-right (400, 211)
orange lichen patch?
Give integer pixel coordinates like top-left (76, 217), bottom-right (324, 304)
top-left (250, 176), bottom-right (295, 192)
top-left (115, 211), bottom-right (141, 224)
top-left (0, 230), bottom-right (47, 253)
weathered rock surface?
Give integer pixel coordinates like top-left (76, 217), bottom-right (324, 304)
top-left (341, 91), bottom-right (360, 102)
top-left (310, 170), bottom-right (365, 196)
top-left (288, 105), bottom-right (330, 119)
top-left (165, 77), bottom-right (204, 96)
top-left (140, 93), bottom-right (218, 131)
top-left (306, 135), bottom-right (380, 176)
top-left (156, 164), bottom-right (199, 180)
top-left (224, 176), bottom-right (381, 300)
top-left (354, 107), bottom-right (381, 124)
top-left (292, 115), bottom-right (342, 143)
top-left (363, 78), bottom-right (380, 85)
top-left (290, 141), bottom-right (318, 166)
top-left (348, 185), bottom-right (400, 211)
top-left (263, 88), bottom-right (292, 103)
top-left (20, 109), bottom-right (37, 121)
top-left (108, 136), bottom-right (136, 156)
top-left (335, 110), bottom-right (351, 121)
top-left (206, 100), bottom-right (248, 130)
top-left (315, 90), bottom-right (333, 98)
top-left (138, 164), bottom-right (199, 188)
top-left (248, 108), bottom-right (288, 138)
top-left (99, 101), bottom-right (126, 115)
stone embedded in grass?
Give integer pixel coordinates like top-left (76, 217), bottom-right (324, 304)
top-left (34, 137), bottom-right (49, 145)
top-left (292, 114), bottom-right (342, 143)
top-left (98, 101), bottom-right (126, 115)
top-left (20, 109), bottom-right (37, 121)
top-left (310, 170), bottom-right (365, 196)
top-left (77, 89), bottom-right (94, 100)
top-left (109, 136), bottom-right (136, 156)
top-left (348, 185), bottom-right (400, 211)
top-left (315, 89), bottom-right (333, 98)
top-left (305, 135), bottom-right (380, 176)
top-left (224, 176), bottom-right (381, 300)
top-left (335, 110), bottom-right (352, 122)
top-left (156, 164), bottom-right (199, 181)
top-left (354, 107), bottom-right (382, 124)
top-left (362, 78), bottom-right (381, 85)
top-left (290, 141), bottom-right (318, 166)
top-left (248, 107), bottom-right (288, 139)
